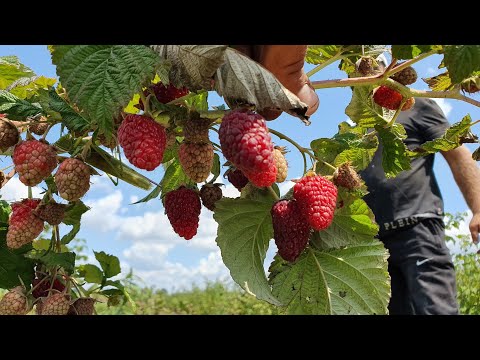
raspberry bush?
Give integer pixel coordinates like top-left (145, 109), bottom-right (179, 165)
top-left (0, 45), bottom-right (479, 315)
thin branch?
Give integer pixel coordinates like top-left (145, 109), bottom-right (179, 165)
top-left (306, 53), bottom-right (344, 78)
top-left (386, 50), bottom-right (438, 77)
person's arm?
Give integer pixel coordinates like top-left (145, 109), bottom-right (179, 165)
top-left (442, 146), bottom-right (480, 243)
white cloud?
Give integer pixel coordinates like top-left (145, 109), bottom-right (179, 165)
top-left (129, 195), bottom-right (139, 203)
top-left (134, 250), bottom-right (231, 291)
top-left (431, 98), bottom-right (453, 118)
top-left (89, 174), bottom-right (115, 194)
top-left (0, 177), bottom-right (43, 202)
top-left (82, 191), bottom-right (123, 232)
top-left (123, 242), bottom-right (173, 268)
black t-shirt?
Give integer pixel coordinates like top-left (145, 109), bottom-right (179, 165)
top-left (361, 98), bottom-right (450, 236)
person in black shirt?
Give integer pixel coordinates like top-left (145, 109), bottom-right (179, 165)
top-left (361, 59), bottom-right (480, 314)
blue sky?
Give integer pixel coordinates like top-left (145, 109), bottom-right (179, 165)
top-left (1, 45), bottom-right (479, 291)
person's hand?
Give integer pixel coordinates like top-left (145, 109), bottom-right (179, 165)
top-left (232, 45), bottom-right (319, 120)
top-left (469, 212), bottom-right (480, 244)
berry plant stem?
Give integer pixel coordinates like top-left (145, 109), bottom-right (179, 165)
top-left (28, 186), bottom-right (32, 199)
top-left (268, 128), bottom-right (314, 175)
top-left (54, 225), bottom-right (61, 252)
top-left (310, 49), bottom-right (480, 109)
top-left (41, 125), bottom-right (52, 141)
top-left (27, 276), bottom-right (49, 296)
top-left (268, 186), bottom-right (280, 201)
top-left (306, 52), bottom-right (345, 78)
top-left (385, 101), bottom-right (405, 128)
top-left (386, 50), bottom-right (437, 77)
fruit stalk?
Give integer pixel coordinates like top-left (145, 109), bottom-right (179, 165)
top-left (268, 128), bottom-right (313, 174)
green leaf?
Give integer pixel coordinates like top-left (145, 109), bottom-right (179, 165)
top-left (132, 184), bottom-right (161, 204)
top-left (0, 56), bottom-right (35, 89)
top-left (94, 251), bottom-right (121, 278)
top-left (162, 142), bottom-right (179, 164)
top-left (214, 197), bottom-right (280, 306)
top-left (240, 183), bottom-right (279, 202)
top-left (52, 45), bottom-right (160, 139)
top-left (312, 198), bottom-right (378, 250)
top-left (60, 223), bottom-right (80, 245)
top-left (0, 200), bottom-right (11, 225)
top-left (0, 90), bottom-right (44, 120)
top-left (7, 76), bottom-right (57, 99)
top-left (334, 139), bottom-right (378, 171)
top-left (391, 45), bottom-right (440, 60)
top-left (184, 91), bottom-right (208, 112)
top-left (104, 279), bottom-right (136, 311)
top-left (311, 131), bottom-right (378, 173)
top-left (444, 45), bottom-right (480, 83)
top-left (418, 114), bottom-right (473, 154)
top-left (77, 264), bottom-right (104, 284)
top-left (0, 228), bottom-right (35, 289)
top-left (306, 45), bottom-right (342, 65)
top-left (269, 241), bottom-right (390, 314)
top-left (345, 86), bottom-right (386, 127)
top-left (160, 158), bottom-right (193, 198)
top-left (49, 45), bottom-right (75, 66)
top-left (30, 251), bottom-right (76, 275)
top-left (63, 201), bottom-right (90, 225)
top-left (311, 138), bottom-right (343, 175)
top-left (48, 88), bottom-right (91, 133)
top-left (423, 71), bottom-right (453, 91)
top-left (210, 153), bottom-right (221, 183)
top-left (376, 124), bottom-right (411, 178)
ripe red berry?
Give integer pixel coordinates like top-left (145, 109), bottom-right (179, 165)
top-left (7, 198), bottom-right (44, 249)
top-left (225, 168), bottom-right (249, 191)
top-left (165, 186), bottom-right (201, 240)
top-left (373, 86), bottom-right (404, 110)
top-left (271, 200), bottom-right (311, 262)
top-left (219, 109), bottom-right (277, 187)
top-left (32, 277), bottom-right (66, 299)
top-left (293, 174), bottom-right (338, 231)
top-left (13, 140), bottom-right (58, 186)
top-left (118, 115), bottom-right (166, 171)
top-left (137, 82), bottom-right (189, 109)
